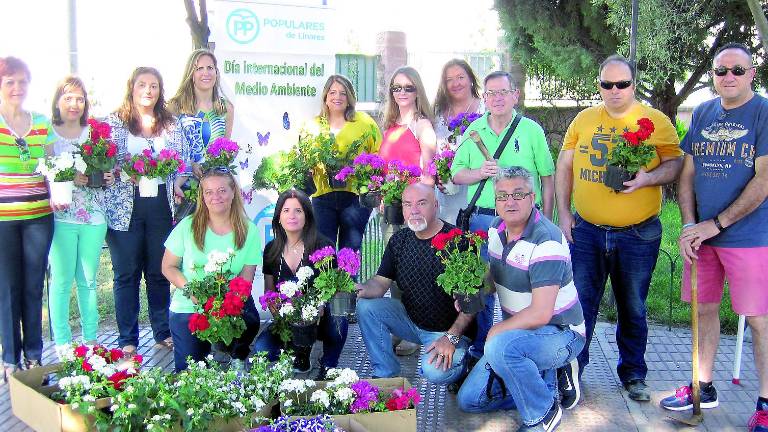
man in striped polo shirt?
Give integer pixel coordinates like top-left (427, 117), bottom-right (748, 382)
top-left (457, 166), bottom-right (585, 432)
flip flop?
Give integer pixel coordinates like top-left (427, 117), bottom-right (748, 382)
top-left (153, 337), bottom-right (174, 350)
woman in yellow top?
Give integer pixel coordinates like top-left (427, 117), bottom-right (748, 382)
top-left (307, 75), bottom-right (381, 253)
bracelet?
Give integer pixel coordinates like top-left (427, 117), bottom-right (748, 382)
top-left (682, 223), bottom-right (695, 229)
top-left (713, 216), bottom-right (724, 232)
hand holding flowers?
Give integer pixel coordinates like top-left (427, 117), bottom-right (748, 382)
top-left (607, 117), bottom-right (657, 174)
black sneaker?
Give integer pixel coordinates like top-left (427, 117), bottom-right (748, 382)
top-left (557, 358), bottom-right (580, 409)
top-left (623, 379), bottom-right (650, 402)
top-left (292, 354), bottom-right (311, 374)
top-left (314, 366), bottom-right (328, 381)
top-left (660, 382), bottom-right (719, 411)
top-left (516, 400), bottom-right (562, 432)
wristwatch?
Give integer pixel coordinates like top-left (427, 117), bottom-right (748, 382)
top-left (444, 332), bottom-right (461, 346)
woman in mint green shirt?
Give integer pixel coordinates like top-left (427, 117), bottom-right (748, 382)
top-left (162, 169), bottom-right (261, 371)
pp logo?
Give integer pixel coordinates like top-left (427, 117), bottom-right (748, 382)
top-left (226, 8), bottom-right (259, 44)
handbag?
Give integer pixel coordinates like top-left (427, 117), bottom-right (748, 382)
top-left (455, 113), bottom-right (522, 231)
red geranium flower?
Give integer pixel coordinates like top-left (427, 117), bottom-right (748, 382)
top-left (228, 276), bottom-right (252, 297)
top-left (448, 228), bottom-right (463, 239)
top-left (133, 354), bottom-right (143, 364)
top-left (221, 292), bottom-right (245, 316)
top-left (81, 359), bottom-right (93, 372)
top-left (474, 230), bottom-right (488, 240)
top-left (431, 232), bottom-right (449, 250)
top-left (203, 296), bottom-right (216, 312)
top-left (74, 345), bottom-right (89, 358)
top-left (105, 143), bottom-right (117, 158)
top-left (637, 117), bottom-right (655, 134)
top-left (622, 131), bottom-right (640, 146)
top-left (82, 144), bottom-right (93, 156)
top-left (109, 348), bottom-right (124, 362)
top-left (188, 313), bottom-right (210, 332)
top-left (107, 370), bottom-right (129, 390)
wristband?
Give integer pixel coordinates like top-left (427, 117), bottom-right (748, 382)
top-left (713, 216), bottom-right (724, 232)
top-left (682, 223), bottom-right (695, 229)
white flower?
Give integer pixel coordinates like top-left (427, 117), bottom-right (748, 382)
top-left (127, 404), bottom-right (136, 410)
top-left (204, 249), bottom-right (231, 273)
top-left (310, 389), bottom-right (331, 408)
top-left (73, 153), bottom-right (87, 174)
top-left (278, 303), bottom-right (294, 317)
top-left (296, 266), bottom-right (314, 283)
top-left (329, 368), bottom-right (359, 386)
top-left (335, 387), bottom-right (355, 402)
top-left (283, 399), bottom-right (293, 408)
top-left (110, 405), bottom-right (118, 412)
top-left (187, 408), bottom-right (194, 416)
top-left (54, 152), bottom-right (75, 171)
top-left (279, 281), bottom-right (299, 297)
top-left (251, 398), bottom-right (265, 410)
top-left (301, 305), bottom-right (319, 322)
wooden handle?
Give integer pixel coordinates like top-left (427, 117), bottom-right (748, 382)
top-left (469, 131), bottom-right (493, 161)
top-left (690, 261), bottom-right (701, 415)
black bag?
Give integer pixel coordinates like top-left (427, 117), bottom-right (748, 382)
top-left (455, 113), bottom-right (522, 231)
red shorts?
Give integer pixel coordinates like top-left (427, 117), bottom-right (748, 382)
top-left (681, 245), bottom-right (768, 316)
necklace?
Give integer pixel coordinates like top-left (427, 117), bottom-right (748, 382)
top-left (286, 240), bottom-right (304, 255)
top-left (448, 100), bottom-right (474, 120)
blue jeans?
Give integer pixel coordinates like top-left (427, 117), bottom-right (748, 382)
top-left (356, 297), bottom-right (468, 385)
top-left (457, 325), bottom-right (585, 426)
top-left (312, 191), bottom-right (372, 252)
top-left (570, 214), bottom-right (661, 383)
top-left (106, 186), bottom-right (172, 348)
top-left (169, 297), bottom-right (261, 372)
top-left (0, 215), bottom-right (53, 365)
top-left (468, 211), bottom-right (496, 359)
top-left (253, 309), bottom-right (348, 368)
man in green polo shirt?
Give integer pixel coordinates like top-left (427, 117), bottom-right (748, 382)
top-left (451, 70), bottom-right (555, 359)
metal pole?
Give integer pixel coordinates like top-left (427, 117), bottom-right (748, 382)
top-left (629, 0), bottom-right (639, 66)
top-left (68, 0), bottom-right (78, 74)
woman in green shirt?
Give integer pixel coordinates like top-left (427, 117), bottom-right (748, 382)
top-left (161, 169), bottom-right (261, 371)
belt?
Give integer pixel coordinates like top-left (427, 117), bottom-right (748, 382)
top-left (473, 207), bottom-right (496, 216)
top-left (588, 215), bottom-right (658, 232)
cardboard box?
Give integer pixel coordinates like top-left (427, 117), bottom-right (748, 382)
top-left (9, 364), bottom-right (111, 432)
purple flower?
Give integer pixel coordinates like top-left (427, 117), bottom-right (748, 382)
top-left (448, 112), bottom-right (482, 135)
top-left (251, 415), bottom-right (336, 432)
top-left (309, 246), bottom-right (335, 264)
top-left (406, 164), bottom-right (421, 178)
top-left (337, 248), bottom-right (360, 276)
top-left (350, 380), bottom-right (380, 413)
top-left (354, 153), bottom-right (385, 170)
top-left (334, 166), bottom-right (354, 181)
top-left (427, 161), bottom-right (437, 176)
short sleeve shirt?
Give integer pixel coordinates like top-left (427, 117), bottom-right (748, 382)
top-left (562, 103), bottom-right (682, 227)
top-left (681, 95), bottom-right (768, 247)
top-left (451, 111), bottom-right (554, 209)
top-left (377, 222), bottom-right (460, 332)
top-left (165, 216), bottom-right (262, 313)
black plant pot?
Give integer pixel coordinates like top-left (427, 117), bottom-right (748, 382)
top-left (86, 171), bottom-right (104, 188)
top-left (359, 191), bottom-right (382, 209)
top-left (455, 292), bottom-right (485, 315)
top-left (299, 175), bottom-right (317, 196)
top-left (604, 165), bottom-right (633, 192)
top-left (328, 171), bottom-right (347, 189)
top-left (211, 341), bottom-right (232, 367)
top-left (329, 292), bottom-right (357, 317)
top-left (290, 322), bottom-right (319, 347)
top-left (384, 203), bottom-right (405, 225)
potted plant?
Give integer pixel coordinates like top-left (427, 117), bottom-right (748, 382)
top-left (380, 160), bottom-right (421, 225)
top-left (311, 120), bottom-right (374, 190)
top-left (201, 137), bottom-right (240, 173)
top-left (309, 246), bottom-right (360, 317)
top-left (429, 149), bottom-right (458, 195)
top-left (122, 148), bottom-right (185, 197)
top-left (447, 112), bottom-right (482, 145)
top-left (77, 118), bottom-right (118, 188)
top-left (334, 152), bottom-right (386, 209)
top-left (37, 152), bottom-right (86, 206)
top-left (258, 264), bottom-right (323, 347)
top-left (432, 228), bottom-right (488, 314)
top-left (604, 117), bottom-right (657, 192)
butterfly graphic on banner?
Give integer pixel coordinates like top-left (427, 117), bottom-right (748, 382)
top-left (282, 112), bottom-right (290, 130)
top-left (257, 131), bottom-right (270, 147)
top-left (239, 158), bottom-right (249, 170)
top-left (246, 143), bottom-right (253, 153)
top-left (241, 187), bottom-right (254, 204)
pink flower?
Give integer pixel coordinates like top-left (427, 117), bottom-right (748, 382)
top-left (309, 246), bottom-right (335, 264)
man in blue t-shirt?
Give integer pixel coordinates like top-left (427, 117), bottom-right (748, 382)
top-left (660, 43), bottom-right (768, 431)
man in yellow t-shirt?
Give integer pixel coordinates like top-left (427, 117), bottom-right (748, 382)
top-left (555, 55), bottom-right (682, 405)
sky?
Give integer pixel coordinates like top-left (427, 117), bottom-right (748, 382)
top-left (0, 0), bottom-right (501, 115)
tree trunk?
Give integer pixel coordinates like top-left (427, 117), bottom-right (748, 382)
top-left (650, 79), bottom-right (680, 125)
top-left (184, 0), bottom-right (210, 49)
top-left (746, 0), bottom-right (768, 52)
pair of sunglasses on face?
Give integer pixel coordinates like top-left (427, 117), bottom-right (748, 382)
top-left (712, 65), bottom-right (754, 77)
top-left (390, 84), bottom-right (417, 93)
top-left (599, 80), bottom-right (633, 90)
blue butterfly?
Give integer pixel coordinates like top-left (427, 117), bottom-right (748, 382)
top-left (239, 158), bottom-right (249, 169)
top-left (257, 131), bottom-right (271, 146)
top-left (241, 188), bottom-right (253, 204)
top-left (282, 112), bottom-right (290, 130)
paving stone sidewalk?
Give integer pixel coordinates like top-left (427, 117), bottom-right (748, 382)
top-left (0, 321), bottom-right (758, 431)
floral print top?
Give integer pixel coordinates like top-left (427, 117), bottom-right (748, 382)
top-left (50, 127), bottom-right (106, 225)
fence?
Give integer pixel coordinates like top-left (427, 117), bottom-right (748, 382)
top-left (359, 213), bottom-right (385, 280)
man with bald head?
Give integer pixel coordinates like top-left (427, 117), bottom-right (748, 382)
top-left (661, 43), bottom-right (768, 430)
top-left (356, 183), bottom-right (475, 385)
top-left (556, 54), bottom-right (682, 404)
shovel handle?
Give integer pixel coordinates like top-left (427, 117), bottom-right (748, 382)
top-left (690, 261), bottom-right (702, 415)
top-left (469, 131), bottom-right (493, 161)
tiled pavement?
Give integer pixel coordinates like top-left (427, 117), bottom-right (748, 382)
top-left (1, 321), bottom-right (760, 431)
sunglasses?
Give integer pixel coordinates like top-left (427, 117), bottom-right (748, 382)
top-left (390, 84), bottom-right (417, 93)
top-left (712, 65), bottom-right (753, 77)
top-left (15, 137), bottom-right (30, 162)
top-left (483, 89), bottom-right (515, 98)
top-left (599, 80), bottom-right (633, 90)
top-left (495, 191), bottom-right (533, 202)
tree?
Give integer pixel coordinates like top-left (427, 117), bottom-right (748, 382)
top-left (494, 0), bottom-right (767, 122)
top-left (184, 0), bottom-right (210, 49)
top-left (746, 0), bottom-right (768, 52)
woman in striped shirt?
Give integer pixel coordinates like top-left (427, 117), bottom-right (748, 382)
top-left (0, 57), bottom-right (54, 381)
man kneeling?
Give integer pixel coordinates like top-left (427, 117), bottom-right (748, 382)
top-left (356, 183), bottom-right (475, 385)
top-left (457, 167), bottom-right (585, 432)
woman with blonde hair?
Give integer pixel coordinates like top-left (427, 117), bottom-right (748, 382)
top-left (162, 169), bottom-right (261, 371)
top-left (168, 49), bottom-right (234, 178)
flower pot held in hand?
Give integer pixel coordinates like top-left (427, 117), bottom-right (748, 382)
top-left (86, 171), bottom-right (104, 188)
top-left (50, 181), bottom-right (74, 206)
top-left (604, 165), bottom-right (633, 192)
top-left (359, 190), bottom-right (382, 209)
top-left (455, 292), bottom-right (485, 315)
top-left (290, 321), bottom-right (319, 347)
top-left (441, 181), bottom-right (460, 196)
top-left (299, 174), bottom-right (317, 196)
top-left (328, 171), bottom-right (347, 189)
top-left (329, 291), bottom-right (357, 317)
top-left (384, 202), bottom-right (405, 225)
top-left (138, 176), bottom-right (160, 197)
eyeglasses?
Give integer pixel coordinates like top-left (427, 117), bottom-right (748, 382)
top-left (390, 84), bottom-right (417, 93)
top-left (599, 80), bottom-right (633, 90)
top-left (483, 89), bottom-right (515, 98)
top-left (495, 191), bottom-right (532, 202)
top-left (202, 166), bottom-right (232, 177)
top-left (15, 137), bottom-right (30, 162)
top-left (712, 65), bottom-right (754, 77)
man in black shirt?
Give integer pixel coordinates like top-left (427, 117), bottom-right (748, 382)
top-left (356, 183), bottom-right (475, 384)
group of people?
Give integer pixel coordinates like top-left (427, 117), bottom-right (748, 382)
top-left (0, 39), bottom-right (765, 432)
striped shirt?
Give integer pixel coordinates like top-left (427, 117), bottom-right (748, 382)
top-left (488, 210), bottom-right (585, 335)
top-left (0, 112), bottom-right (51, 221)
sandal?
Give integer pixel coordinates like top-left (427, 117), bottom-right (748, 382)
top-left (122, 345), bottom-right (137, 359)
top-left (153, 337), bottom-right (174, 350)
